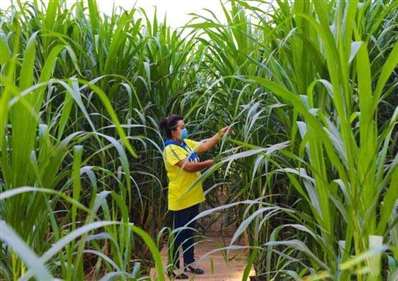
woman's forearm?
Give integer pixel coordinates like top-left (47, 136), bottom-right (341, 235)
top-left (177, 159), bottom-right (214, 172)
top-left (195, 133), bottom-right (221, 154)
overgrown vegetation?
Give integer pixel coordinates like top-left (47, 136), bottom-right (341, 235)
top-left (0, 0), bottom-right (397, 280)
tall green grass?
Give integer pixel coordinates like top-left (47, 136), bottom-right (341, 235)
top-left (185, 1), bottom-right (397, 280)
top-left (189, 0), bottom-right (398, 280)
top-left (0, 1), bottom-right (171, 279)
top-left (0, 0), bottom-right (397, 280)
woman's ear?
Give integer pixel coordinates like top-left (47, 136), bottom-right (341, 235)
top-left (170, 128), bottom-right (178, 139)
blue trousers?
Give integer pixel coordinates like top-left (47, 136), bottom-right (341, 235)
top-left (170, 204), bottom-right (199, 269)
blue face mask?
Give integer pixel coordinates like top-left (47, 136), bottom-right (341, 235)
top-left (180, 128), bottom-right (188, 140)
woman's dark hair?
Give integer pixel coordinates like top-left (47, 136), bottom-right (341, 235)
top-left (159, 114), bottom-right (183, 138)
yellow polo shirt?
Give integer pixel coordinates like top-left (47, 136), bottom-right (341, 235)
top-left (163, 139), bottom-right (205, 211)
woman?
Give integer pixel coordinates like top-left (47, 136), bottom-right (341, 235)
top-left (160, 114), bottom-right (230, 279)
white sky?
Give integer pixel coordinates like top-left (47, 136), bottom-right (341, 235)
top-left (0, 0), bottom-right (230, 27)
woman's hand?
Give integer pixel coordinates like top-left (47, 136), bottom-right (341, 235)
top-left (217, 126), bottom-right (232, 139)
top-left (196, 126), bottom-right (232, 154)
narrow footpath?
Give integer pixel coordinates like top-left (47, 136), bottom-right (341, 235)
top-left (150, 236), bottom-right (255, 280)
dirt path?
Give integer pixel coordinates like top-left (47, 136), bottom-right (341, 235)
top-left (150, 236), bottom-right (255, 280)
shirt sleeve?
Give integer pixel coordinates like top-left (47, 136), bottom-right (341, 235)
top-left (164, 145), bottom-right (187, 166)
top-left (185, 139), bottom-right (201, 151)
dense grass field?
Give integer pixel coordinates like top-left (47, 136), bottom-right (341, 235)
top-left (0, 0), bottom-right (397, 280)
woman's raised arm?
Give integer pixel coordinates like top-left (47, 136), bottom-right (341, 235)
top-left (195, 126), bottom-right (231, 154)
